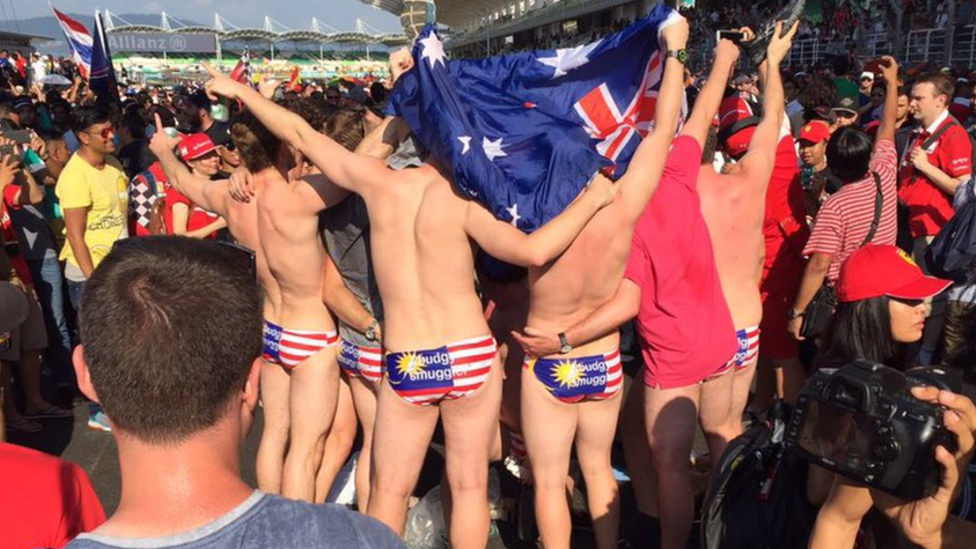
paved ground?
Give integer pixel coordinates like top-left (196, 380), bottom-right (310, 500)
top-left (8, 362), bottom-right (711, 549)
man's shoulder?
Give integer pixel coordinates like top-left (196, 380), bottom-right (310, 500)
top-left (250, 496), bottom-right (404, 548)
top-left (68, 495), bottom-right (403, 549)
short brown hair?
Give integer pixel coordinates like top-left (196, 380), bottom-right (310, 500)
top-left (324, 109), bottom-right (367, 152)
top-left (914, 72), bottom-right (955, 101)
top-left (231, 110), bottom-right (280, 173)
top-left (80, 237), bottom-right (262, 443)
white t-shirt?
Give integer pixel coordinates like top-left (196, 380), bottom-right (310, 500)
top-left (31, 60), bottom-right (46, 83)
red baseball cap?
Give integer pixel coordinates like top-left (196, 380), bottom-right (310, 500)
top-left (798, 121), bottom-right (831, 145)
top-left (718, 95), bottom-right (759, 158)
top-left (836, 245), bottom-right (952, 303)
top-left (179, 133), bottom-right (217, 161)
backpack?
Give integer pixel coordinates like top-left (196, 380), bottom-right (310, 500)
top-left (700, 402), bottom-right (817, 549)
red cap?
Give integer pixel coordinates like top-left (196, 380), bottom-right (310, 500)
top-left (798, 121), bottom-right (831, 144)
top-left (718, 95), bottom-right (759, 158)
top-left (178, 133), bottom-right (216, 161)
top-left (836, 245), bottom-right (952, 303)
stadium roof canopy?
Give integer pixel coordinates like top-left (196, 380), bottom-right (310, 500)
top-left (357, 0), bottom-right (516, 29)
top-left (105, 11), bottom-right (410, 48)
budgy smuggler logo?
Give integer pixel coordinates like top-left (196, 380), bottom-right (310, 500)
top-left (391, 350), bottom-right (453, 384)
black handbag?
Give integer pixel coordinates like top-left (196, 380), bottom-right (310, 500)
top-left (799, 172), bottom-right (883, 339)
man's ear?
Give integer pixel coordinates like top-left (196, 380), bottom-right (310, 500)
top-left (73, 345), bottom-right (99, 404)
top-left (243, 358), bottom-right (261, 411)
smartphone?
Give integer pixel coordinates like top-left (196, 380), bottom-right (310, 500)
top-left (0, 144), bottom-right (15, 158)
top-left (716, 30), bottom-right (746, 44)
top-left (1, 129), bottom-right (31, 145)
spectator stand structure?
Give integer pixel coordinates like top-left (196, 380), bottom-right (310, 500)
top-left (102, 11), bottom-right (410, 72)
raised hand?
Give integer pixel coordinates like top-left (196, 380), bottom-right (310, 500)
top-left (878, 55), bottom-right (900, 86)
top-left (389, 48), bottom-right (415, 84)
top-left (715, 38), bottom-right (741, 65)
top-left (661, 16), bottom-right (689, 51)
top-left (0, 153), bottom-right (22, 191)
top-left (258, 75), bottom-right (281, 100)
top-left (766, 20), bottom-right (800, 67)
top-left (202, 62), bottom-right (246, 102)
top-left (148, 113), bottom-right (183, 157)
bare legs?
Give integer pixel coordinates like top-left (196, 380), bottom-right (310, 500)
top-left (314, 376), bottom-right (357, 502)
top-left (281, 347), bottom-right (340, 501)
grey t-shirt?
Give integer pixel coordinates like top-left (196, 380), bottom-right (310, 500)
top-left (66, 492), bottom-right (405, 549)
top-left (320, 194), bottom-right (384, 347)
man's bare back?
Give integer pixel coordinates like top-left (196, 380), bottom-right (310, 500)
top-left (527, 197), bottom-right (633, 356)
top-left (360, 164), bottom-right (492, 351)
top-left (258, 171), bottom-right (338, 331)
top-left (697, 169), bottom-right (767, 328)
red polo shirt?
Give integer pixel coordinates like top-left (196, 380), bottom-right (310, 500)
top-left (898, 113), bottom-right (972, 237)
top-left (0, 442), bottom-right (105, 549)
top-left (624, 136), bottom-right (737, 389)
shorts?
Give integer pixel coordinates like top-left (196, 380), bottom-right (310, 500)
top-left (261, 320), bottom-right (338, 371)
top-left (0, 291), bottom-right (48, 362)
top-left (338, 339), bottom-right (383, 383)
top-left (524, 349), bottom-right (623, 403)
top-left (386, 335), bottom-right (497, 406)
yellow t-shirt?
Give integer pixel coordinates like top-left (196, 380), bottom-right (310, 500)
top-left (56, 154), bottom-right (129, 272)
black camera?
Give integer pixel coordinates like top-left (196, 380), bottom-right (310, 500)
top-left (786, 361), bottom-right (960, 500)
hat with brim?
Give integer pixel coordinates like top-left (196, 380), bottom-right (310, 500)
top-left (837, 245), bottom-right (952, 302)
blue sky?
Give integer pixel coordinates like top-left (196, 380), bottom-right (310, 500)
top-left (16, 0), bottom-right (402, 33)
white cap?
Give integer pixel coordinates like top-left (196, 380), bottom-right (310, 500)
top-left (860, 71), bottom-right (875, 80)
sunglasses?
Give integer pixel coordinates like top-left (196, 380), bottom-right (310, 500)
top-left (85, 126), bottom-right (116, 139)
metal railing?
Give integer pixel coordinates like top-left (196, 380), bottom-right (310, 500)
top-left (782, 26), bottom-right (976, 68)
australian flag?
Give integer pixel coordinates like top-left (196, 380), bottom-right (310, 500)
top-left (388, 3), bottom-right (682, 231)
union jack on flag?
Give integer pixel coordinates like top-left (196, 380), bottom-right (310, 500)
top-left (387, 3), bottom-right (683, 231)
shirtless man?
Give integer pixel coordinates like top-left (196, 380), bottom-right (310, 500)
top-left (507, 19), bottom-right (688, 549)
top-left (151, 103), bottom-right (347, 502)
top-left (202, 57), bottom-right (617, 549)
top-left (697, 26), bottom-right (794, 442)
top-left (515, 25), bottom-right (797, 549)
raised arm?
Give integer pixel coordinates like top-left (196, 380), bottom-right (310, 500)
top-left (681, 39), bottom-right (741, 147)
top-left (616, 16), bottom-right (689, 221)
top-left (148, 114), bottom-right (231, 218)
top-left (737, 21), bottom-right (797, 179)
top-left (875, 57), bottom-right (900, 144)
top-left (465, 174), bottom-right (616, 268)
top-left (202, 65), bottom-right (387, 194)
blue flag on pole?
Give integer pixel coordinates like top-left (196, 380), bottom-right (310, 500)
top-left (387, 3), bottom-right (681, 231)
top-left (90, 11), bottom-right (119, 103)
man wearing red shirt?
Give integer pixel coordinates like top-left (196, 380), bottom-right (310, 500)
top-left (0, 347), bottom-right (105, 549)
top-left (898, 71), bottom-right (973, 364)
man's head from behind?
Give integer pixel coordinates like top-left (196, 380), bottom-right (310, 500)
top-left (826, 126), bottom-right (874, 184)
top-left (76, 237), bottom-right (263, 444)
top-left (911, 72), bottom-right (954, 126)
top-left (231, 110), bottom-right (291, 175)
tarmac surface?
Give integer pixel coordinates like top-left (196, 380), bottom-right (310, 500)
top-left (8, 361), bottom-right (712, 549)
